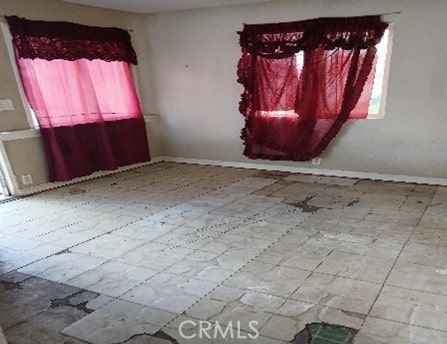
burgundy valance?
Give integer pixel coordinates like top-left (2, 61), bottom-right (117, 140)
top-left (239, 15), bottom-right (388, 58)
top-left (5, 16), bottom-right (137, 64)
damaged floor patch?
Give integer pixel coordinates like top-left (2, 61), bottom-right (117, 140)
top-left (286, 196), bottom-right (322, 213)
top-left (292, 323), bottom-right (358, 343)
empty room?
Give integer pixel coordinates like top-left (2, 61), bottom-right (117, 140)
top-left (0, 0), bottom-right (446, 343)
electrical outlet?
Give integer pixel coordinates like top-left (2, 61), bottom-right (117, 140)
top-left (21, 174), bottom-right (33, 185)
top-left (311, 158), bottom-right (322, 165)
top-left (0, 99), bottom-right (14, 111)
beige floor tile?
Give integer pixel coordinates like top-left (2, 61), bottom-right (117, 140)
top-left (410, 226), bottom-right (447, 247)
top-left (336, 239), bottom-right (403, 260)
top-left (0, 236), bottom-right (53, 251)
top-left (70, 233), bottom-right (146, 259)
top-left (297, 231), bottom-right (343, 249)
top-left (62, 299), bottom-right (175, 344)
top-left (116, 242), bottom-right (193, 270)
top-left (419, 204), bottom-right (447, 229)
top-left (212, 233), bottom-right (273, 251)
top-left (229, 221), bottom-right (293, 241)
top-left (363, 212), bottom-right (420, 226)
top-left (215, 248), bottom-right (260, 270)
top-left (315, 250), bottom-right (394, 284)
top-left (355, 317), bottom-right (447, 344)
top-left (152, 224), bottom-right (212, 245)
top-left (185, 289), bottom-right (284, 333)
top-left (166, 250), bottom-right (237, 283)
top-left (350, 222), bottom-right (414, 242)
top-left (32, 227), bottom-right (104, 247)
top-left (18, 252), bottom-right (108, 283)
top-left (66, 261), bottom-right (158, 297)
top-left (302, 216), bottom-right (362, 232)
top-left (260, 208), bottom-right (311, 225)
top-left (386, 261), bottom-right (447, 295)
top-left (291, 273), bottom-right (381, 314)
top-left (143, 204), bottom-right (208, 225)
top-left (120, 272), bottom-right (217, 314)
top-left (257, 245), bottom-right (332, 271)
top-left (399, 242), bottom-right (447, 267)
top-left (370, 286), bottom-right (447, 331)
top-left (267, 226), bottom-right (314, 247)
top-left (112, 219), bottom-right (178, 241)
top-left (224, 261), bottom-right (310, 297)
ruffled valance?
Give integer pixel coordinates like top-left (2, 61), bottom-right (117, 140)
top-left (239, 15), bottom-right (388, 58)
top-left (6, 16), bottom-right (137, 64)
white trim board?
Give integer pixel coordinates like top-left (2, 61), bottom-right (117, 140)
top-left (0, 129), bottom-right (40, 141)
top-left (13, 157), bottom-right (164, 196)
top-left (163, 156), bottom-right (447, 186)
top-left (12, 155), bottom-right (447, 197)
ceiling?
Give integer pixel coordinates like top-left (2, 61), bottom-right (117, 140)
top-left (62, 0), bottom-right (276, 14)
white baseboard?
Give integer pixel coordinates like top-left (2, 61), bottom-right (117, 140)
top-left (15, 157), bottom-right (164, 197)
top-left (163, 156), bottom-right (447, 186)
top-left (13, 155), bottom-right (447, 197)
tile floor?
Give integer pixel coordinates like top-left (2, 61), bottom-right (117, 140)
top-left (0, 162), bottom-right (446, 343)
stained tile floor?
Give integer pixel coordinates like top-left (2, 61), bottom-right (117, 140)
top-left (1, 162), bottom-right (447, 343)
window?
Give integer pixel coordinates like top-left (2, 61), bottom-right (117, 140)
top-left (237, 16), bottom-right (390, 161)
top-left (294, 26), bottom-right (393, 119)
top-left (6, 16), bottom-right (151, 182)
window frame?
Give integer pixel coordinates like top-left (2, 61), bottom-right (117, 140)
top-left (366, 23), bottom-right (394, 119)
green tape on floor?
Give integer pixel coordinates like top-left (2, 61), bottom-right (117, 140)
top-left (292, 322), bottom-right (357, 344)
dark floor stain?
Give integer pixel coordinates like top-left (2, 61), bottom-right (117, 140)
top-left (50, 290), bottom-right (96, 314)
top-left (341, 310), bottom-right (367, 319)
top-left (291, 322), bottom-right (358, 344)
top-left (54, 248), bottom-right (72, 255)
top-left (152, 331), bottom-right (179, 343)
top-left (287, 196), bottom-right (322, 213)
top-left (67, 187), bottom-right (87, 195)
top-left (253, 171), bottom-right (291, 179)
top-left (346, 199), bottom-right (360, 207)
top-left (0, 280), bottom-right (23, 291)
top-left (123, 331), bottom-right (179, 343)
top-left (291, 327), bottom-right (311, 343)
top-left (0, 197), bottom-right (20, 205)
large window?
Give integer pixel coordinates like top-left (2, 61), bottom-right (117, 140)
top-left (237, 16), bottom-right (390, 161)
top-left (6, 16), bottom-right (151, 182)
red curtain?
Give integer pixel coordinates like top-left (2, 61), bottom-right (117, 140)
top-left (6, 16), bottom-right (150, 182)
top-left (238, 16), bottom-right (388, 161)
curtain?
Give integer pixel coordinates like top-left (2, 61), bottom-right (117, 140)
top-left (238, 16), bottom-right (388, 161)
top-left (6, 16), bottom-right (150, 182)
top-left (6, 16), bottom-right (137, 63)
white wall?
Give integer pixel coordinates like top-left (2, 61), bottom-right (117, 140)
top-left (144, 0), bottom-right (447, 179)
